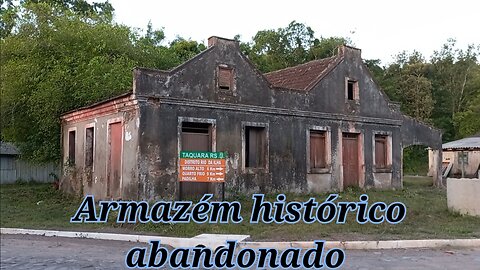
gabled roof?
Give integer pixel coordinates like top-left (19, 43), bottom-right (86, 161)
top-left (0, 142), bottom-right (19, 156)
top-left (442, 133), bottom-right (480, 150)
top-left (134, 46), bottom-right (216, 76)
top-left (263, 56), bottom-right (342, 91)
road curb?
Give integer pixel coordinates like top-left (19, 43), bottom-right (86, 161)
top-left (0, 228), bottom-right (248, 249)
top-left (240, 239), bottom-right (480, 250)
top-left (2, 228), bottom-right (479, 250)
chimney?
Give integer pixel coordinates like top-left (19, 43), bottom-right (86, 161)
top-left (338, 45), bottom-right (362, 58)
top-left (208, 36), bottom-right (238, 48)
top-left (208, 36), bottom-right (219, 47)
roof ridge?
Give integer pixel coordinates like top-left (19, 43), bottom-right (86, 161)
top-left (263, 55), bottom-right (341, 91)
top-left (264, 55), bottom-right (337, 76)
top-left (0, 141), bottom-right (20, 155)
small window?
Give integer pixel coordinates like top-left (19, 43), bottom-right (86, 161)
top-left (68, 130), bottom-right (76, 165)
top-left (310, 131), bottom-right (327, 169)
top-left (375, 135), bottom-right (387, 168)
top-left (85, 127), bottom-right (94, 167)
top-left (218, 66), bottom-right (233, 90)
top-left (347, 80), bottom-right (358, 100)
top-left (458, 152), bottom-right (468, 165)
top-left (245, 126), bottom-right (267, 168)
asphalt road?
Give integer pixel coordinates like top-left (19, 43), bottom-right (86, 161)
top-left (1, 234), bottom-right (479, 269)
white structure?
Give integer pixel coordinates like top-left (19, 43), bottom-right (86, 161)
top-left (447, 178), bottom-right (480, 216)
top-left (428, 134), bottom-right (480, 179)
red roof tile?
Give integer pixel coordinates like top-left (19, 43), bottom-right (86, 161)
top-left (264, 56), bottom-right (341, 91)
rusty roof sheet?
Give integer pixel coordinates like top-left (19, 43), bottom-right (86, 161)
top-left (0, 142), bottom-right (19, 156)
top-left (263, 56), bottom-right (340, 91)
top-left (442, 135), bottom-right (480, 150)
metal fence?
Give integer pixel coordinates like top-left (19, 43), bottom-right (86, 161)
top-left (0, 156), bottom-right (59, 184)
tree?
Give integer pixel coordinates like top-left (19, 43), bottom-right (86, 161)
top-left (25, 0), bottom-right (114, 19)
top-left (453, 66), bottom-right (480, 137)
top-left (398, 62), bottom-right (435, 123)
top-left (0, 0), bottom-right (18, 38)
top-left (169, 37), bottom-right (206, 63)
top-left (244, 21), bottom-right (350, 72)
top-left (364, 59), bottom-right (390, 95)
top-left (133, 22), bottom-right (180, 70)
top-left (248, 28), bottom-right (291, 72)
top-left (368, 41), bottom-right (480, 142)
top-left (1, 3), bottom-right (138, 162)
top-left (309, 36), bottom-right (351, 60)
top-left (1, 0), bottom-right (114, 38)
top-left (0, 2), bottom-right (206, 163)
top-left (132, 23), bottom-right (207, 70)
top-left (380, 51), bottom-right (435, 123)
top-left (430, 39), bottom-right (479, 140)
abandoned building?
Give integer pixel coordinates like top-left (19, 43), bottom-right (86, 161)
top-left (60, 36), bottom-right (443, 200)
top-left (429, 133), bottom-right (480, 179)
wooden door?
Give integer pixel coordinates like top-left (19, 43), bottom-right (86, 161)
top-left (108, 122), bottom-right (122, 198)
top-left (180, 125), bottom-right (213, 199)
top-left (342, 133), bottom-right (359, 187)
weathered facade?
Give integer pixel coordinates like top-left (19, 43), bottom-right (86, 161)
top-left (428, 134), bottom-right (480, 178)
top-left (60, 36), bottom-right (442, 200)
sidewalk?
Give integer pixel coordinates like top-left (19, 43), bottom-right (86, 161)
top-left (2, 227), bottom-right (479, 250)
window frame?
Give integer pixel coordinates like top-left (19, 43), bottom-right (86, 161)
top-left (458, 151), bottom-right (468, 165)
top-left (306, 126), bottom-right (331, 174)
top-left (177, 117), bottom-right (217, 155)
top-left (345, 77), bottom-right (359, 102)
top-left (84, 123), bottom-right (95, 171)
top-left (181, 122), bottom-right (213, 151)
top-left (242, 122), bottom-right (269, 173)
top-left (67, 127), bottom-right (77, 166)
top-left (372, 131), bottom-right (392, 172)
top-left (217, 64), bottom-right (235, 91)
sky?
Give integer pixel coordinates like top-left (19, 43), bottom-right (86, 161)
top-left (109, 0), bottom-right (479, 65)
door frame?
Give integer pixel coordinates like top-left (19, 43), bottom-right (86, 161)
top-left (177, 117), bottom-right (217, 154)
top-left (339, 128), bottom-right (365, 191)
top-left (177, 117), bottom-right (217, 200)
top-left (106, 117), bottom-right (123, 198)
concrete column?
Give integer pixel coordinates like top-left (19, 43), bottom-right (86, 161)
top-left (431, 149), bottom-right (443, 187)
top-left (334, 128), bottom-right (343, 191)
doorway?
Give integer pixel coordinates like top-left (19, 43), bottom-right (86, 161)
top-left (180, 122), bottom-right (215, 199)
top-left (108, 122), bottom-right (122, 198)
top-left (342, 133), bottom-right (360, 187)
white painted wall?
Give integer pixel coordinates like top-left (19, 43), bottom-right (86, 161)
top-left (447, 178), bottom-right (480, 217)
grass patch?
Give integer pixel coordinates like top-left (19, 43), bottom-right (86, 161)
top-left (1, 177), bottom-right (479, 241)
